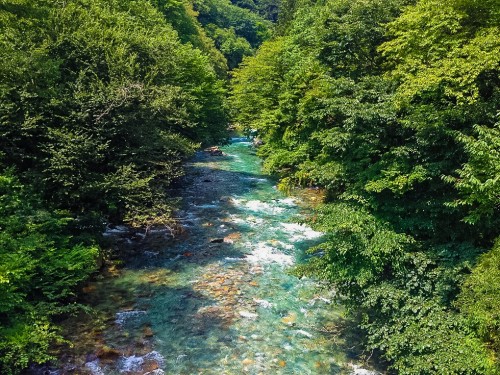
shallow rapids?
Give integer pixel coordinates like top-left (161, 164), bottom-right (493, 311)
top-left (53, 138), bottom-right (375, 375)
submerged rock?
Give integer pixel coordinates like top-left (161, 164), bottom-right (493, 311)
top-left (242, 358), bottom-right (254, 366)
top-left (115, 310), bottom-right (147, 326)
top-left (254, 299), bottom-right (273, 309)
top-left (239, 311), bottom-right (258, 319)
top-left (96, 346), bottom-right (121, 360)
top-left (281, 312), bottom-right (297, 325)
top-left (143, 326), bottom-right (154, 337)
top-left (293, 329), bottom-right (313, 338)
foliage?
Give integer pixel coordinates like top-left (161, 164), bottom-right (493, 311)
top-left (0, 0), bottom-right (228, 227)
top-left (205, 24), bottom-right (253, 69)
top-left (0, 171), bottom-right (98, 374)
top-left (362, 289), bottom-right (494, 374)
top-left (193, 0), bottom-right (272, 67)
top-left (458, 239), bottom-right (500, 360)
top-left (194, 0), bottom-right (271, 47)
top-left (444, 121), bottom-right (500, 225)
top-left (0, 0), bottom-right (231, 371)
top-left (233, 0), bottom-right (500, 372)
top-left (150, 0), bottom-right (228, 75)
top-left (231, 0), bottom-right (280, 21)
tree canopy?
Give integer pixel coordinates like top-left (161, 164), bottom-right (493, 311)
top-left (232, 0), bottom-right (500, 372)
top-left (0, 0), bottom-right (250, 371)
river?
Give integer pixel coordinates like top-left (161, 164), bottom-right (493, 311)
top-left (50, 138), bottom-right (374, 375)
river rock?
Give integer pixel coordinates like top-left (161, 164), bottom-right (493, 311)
top-left (254, 299), bottom-right (273, 308)
top-left (144, 370), bottom-right (165, 375)
top-left (204, 146), bottom-right (225, 156)
top-left (252, 138), bottom-right (264, 147)
top-left (117, 351), bottom-right (165, 374)
top-left (224, 232), bottom-right (241, 243)
top-left (239, 311), bottom-right (258, 319)
top-left (281, 312), bottom-right (297, 325)
top-left (95, 346), bottom-right (121, 360)
top-left (242, 358), bottom-right (254, 366)
top-left (293, 329), bottom-right (313, 338)
top-left (85, 360), bottom-right (104, 375)
top-left (210, 238), bottom-right (224, 243)
top-left (143, 326), bottom-right (154, 337)
top-left (349, 365), bottom-right (380, 375)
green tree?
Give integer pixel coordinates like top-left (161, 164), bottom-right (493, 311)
top-left (232, 0), bottom-right (500, 372)
top-left (0, 0), bottom-right (230, 371)
top-left (0, 0), bottom-right (228, 226)
top-left (205, 24), bottom-right (253, 69)
top-left (194, 0), bottom-right (272, 48)
top-left (0, 170), bottom-right (98, 374)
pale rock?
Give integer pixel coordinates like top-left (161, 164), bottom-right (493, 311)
top-left (239, 311), bottom-right (258, 319)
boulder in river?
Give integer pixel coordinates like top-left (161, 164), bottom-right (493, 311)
top-left (204, 146), bottom-right (225, 156)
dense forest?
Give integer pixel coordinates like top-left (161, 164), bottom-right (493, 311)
top-left (0, 0), bottom-right (273, 372)
top-left (0, 0), bottom-right (498, 373)
top-left (232, 0), bottom-right (500, 373)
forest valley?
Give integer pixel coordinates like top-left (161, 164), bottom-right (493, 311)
top-left (0, 0), bottom-right (499, 373)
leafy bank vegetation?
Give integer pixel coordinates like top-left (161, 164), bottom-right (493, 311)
top-left (0, 0), bottom-right (273, 372)
top-left (232, 0), bottom-right (500, 373)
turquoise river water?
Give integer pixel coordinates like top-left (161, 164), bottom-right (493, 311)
top-left (49, 138), bottom-right (376, 375)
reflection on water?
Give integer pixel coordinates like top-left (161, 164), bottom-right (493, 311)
top-left (52, 138), bottom-right (375, 375)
